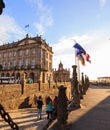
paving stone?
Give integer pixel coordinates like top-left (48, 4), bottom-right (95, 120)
top-left (1, 85), bottom-right (110, 130)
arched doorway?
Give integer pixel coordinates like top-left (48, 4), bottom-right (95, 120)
top-left (1, 73), bottom-right (4, 77)
top-left (29, 72), bottom-right (34, 83)
top-left (16, 72), bottom-right (20, 80)
top-left (11, 73), bottom-right (15, 77)
top-left (42, 72), bottom-right (45, 83)
top-left (6, 73), bottom-right (10, 77)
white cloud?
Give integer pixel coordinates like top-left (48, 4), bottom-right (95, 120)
top-left (99, 0), bottom-right (106, 8)
top-left (52, 31), bottom-right (110, 80)
top-left (34, 23), bottom-right (45, 35)
top-left (0, 15), bottom-right (25, 44)
top-left (28, 0), bottom-right (53, 35)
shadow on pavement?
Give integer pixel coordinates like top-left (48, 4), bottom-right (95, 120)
top-left (67, 95), bottom-right (110, 130)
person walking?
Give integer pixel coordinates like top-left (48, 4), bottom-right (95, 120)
top-left (45, 96), bottom-right (53, 120)
top-left (36, 96), bottom-right (44, 120)
top-left (53, 96), bottom-right (58, 119)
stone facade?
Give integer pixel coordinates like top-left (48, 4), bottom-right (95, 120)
top-left (0, 34), bottom-right (53, 83)
top-left (97, 76), bottom-right (110, 85)
top-left (53, 62), bottom-right (70, 82)
top-left (0, 82), bottom-right (71, 110)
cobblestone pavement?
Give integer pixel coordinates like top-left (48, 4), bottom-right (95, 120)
top-left (0, 107), bottom-right (48, 130)
top-left (1, 85), bottom-right (110, 130)
top-left (66, 85), bottom-right (110, 130)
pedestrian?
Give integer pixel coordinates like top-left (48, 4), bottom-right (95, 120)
top-left (36, 96), bottom-right (44, 120)
top-left (33, 94), bottom-right (37, 106)
top-left (53, 96), bottom-right (58, 119)
top-left (45, 96), bottom-right (53, 120)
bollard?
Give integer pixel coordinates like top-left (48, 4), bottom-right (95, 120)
top-left (68, 65), bottom-right (80, 110)
top-left (82, 72), bottom-right (86, 95)
top-left (57, 85), bottom-right (68, 124)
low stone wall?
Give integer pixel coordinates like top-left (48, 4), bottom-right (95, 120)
top-left (0, 82), bottom-right (71, 110)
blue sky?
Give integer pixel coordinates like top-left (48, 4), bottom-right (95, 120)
top-left (0, 0), bottom-right (110, 80)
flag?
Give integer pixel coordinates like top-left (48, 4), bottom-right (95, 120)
top-left (73, 43), bottom-right (86, 54)
top-left (77, 54), bottom-right (85, 66)
top-left (25, 24), bottom-right (29, 28)
top-left (73, 42), bottom-right (91, 65)
top-left (83, 53), bottom-right (91, 63)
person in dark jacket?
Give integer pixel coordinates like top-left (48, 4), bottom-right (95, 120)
top-left (36, 96), bottom-right (44, 120)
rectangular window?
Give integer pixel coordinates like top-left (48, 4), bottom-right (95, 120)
top-left (4, 53), bottom-right (7, 58)
top-left (32, 48), bottom-right (36, 54)
top-left (14, 51), bottom-right (16, 56)
top-left (9, 52), bottom-right (12, 57)
top-left (19, 50), bottom-right (22, 56)
top-left (25, 58), bottom-right (29, 65)
top-left (13, 60), bottom-right (16, 66)
top-left (19, 59), bottom-right (22, 66)
top-left (32, 58), bottom-right (35, 65)
top-left (25, 49), bottom-right (29, 55)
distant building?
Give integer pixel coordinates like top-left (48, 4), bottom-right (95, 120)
top-left (53, 62), bottom-right (70, 82)
top-left (0, 34), bottom-right (53, 83)
top-left (97, 76), bottom-right (110, 85)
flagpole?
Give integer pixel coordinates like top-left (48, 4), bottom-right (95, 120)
top-left (74, 40), bottom-right (80, 83)
top-left (75, 52), bottom-right (80, 83)
top-left (73, 40), bottom-right (77, 66)
top-left (77, 59), bottom-right (80, 83)
top-left (73, 42), bottom-right (91, 84)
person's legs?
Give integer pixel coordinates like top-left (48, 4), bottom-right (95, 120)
top-left (50, 111), bottom-right (53, 119)
top-left (46, 111), bottom-right (49, 119)
top-left (39, 109), bottom-right (42, 119)
top-left (48, 111), bottom-right (53, 119)
top-left (37, 109), bottom-right (41, 119)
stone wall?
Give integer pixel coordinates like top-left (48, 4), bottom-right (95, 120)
top-left (0, 82), bottom-right (71, 110)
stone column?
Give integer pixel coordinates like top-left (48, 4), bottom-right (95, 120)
top-left (21, 72), bottom-right (26, 94)
top-left (82, 74), bottom-right (86, 95)
top-left (85, 75), bottom-right (89, 92)
top-left (57, 85), bottom-right (68, 124)
top-left (68, 65), bottom-right (80, 110)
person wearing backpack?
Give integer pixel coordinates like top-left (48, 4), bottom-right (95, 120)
top-left (45, 96), bottom-right (53, 120)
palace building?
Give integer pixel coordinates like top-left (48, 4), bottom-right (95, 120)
top-left (0, 34), bottom-right (53, 83)
top-left (53, 62), bottom-right (70, 82)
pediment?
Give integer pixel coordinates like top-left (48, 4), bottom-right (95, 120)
top-left (18, 39), bottom-right (36, 46)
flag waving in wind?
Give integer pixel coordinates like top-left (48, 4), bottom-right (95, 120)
top-left (74, 43), bottom-right (86, 55)
top-left (73, 42), bottom-right (91, 66)
top-left (25, 24), bottom-right (29, 28)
